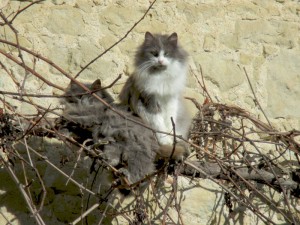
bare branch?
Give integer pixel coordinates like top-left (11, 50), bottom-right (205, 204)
top-left (0, 49), bottom-right (64, 91)
top-left (74, 0), bottom-right (157, 78)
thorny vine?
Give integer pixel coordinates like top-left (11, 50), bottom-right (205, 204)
top-left (0, 1), bottom-right (300, 225)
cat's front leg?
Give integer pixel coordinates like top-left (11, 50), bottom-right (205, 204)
top-left (141, 111), bottom-right (173, 145)
top-left (156, 132), bottom-right (174, 145)
top-left (163, 97), bottom-right (179, 134)
top-left (151, 113), bottom-right (174, 145)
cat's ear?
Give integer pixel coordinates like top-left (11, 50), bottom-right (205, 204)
top-left (91, 79), bottom-right (101, 90)
top-left (145, 31), bottom-right (154, 42)
top-left (68, 80), bottom-right (79, 90)
top-left (168, 32), bottom-right (178, 47)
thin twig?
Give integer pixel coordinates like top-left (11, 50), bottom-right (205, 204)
top-left (74, 0), bottom-right (157, 78)
top-left (0, 38), bottom-right (72, 81)
top-left (0, 11), bottom-right (29, 92)
top-left (0, 49), bottom-right (64, 91)
top-left (0, 74), bottom-right (122, 98)
top-left (19, 141), bottom-right (96, 196)
top-left (190, 64), bottom-right (213, 102)
top-left (70, 203), bottom-right (100, 225)
top-left (65, 139), bottom-right (88, 185)
top-left (9, 0), bottom-right (44, 23)
top-left (0, 157), bottom-right (46, 225)
top-left (263, 155), bottom-right (297, 224)
top-left (241, 66), bottom-right (272, 127)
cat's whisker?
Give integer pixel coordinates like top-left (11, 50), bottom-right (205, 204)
top-left (137, 61), bottom-right (152, 70)
top-left (137, 62), bottom-right (153, 74)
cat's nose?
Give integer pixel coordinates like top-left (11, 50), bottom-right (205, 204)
top-left (158, 58), bottom-right (164, 64)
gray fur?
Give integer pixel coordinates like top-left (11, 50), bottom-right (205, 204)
top-left (59, 80), bottom-right (158, 185)
top-left (119, 76), bottom-right (161, 114)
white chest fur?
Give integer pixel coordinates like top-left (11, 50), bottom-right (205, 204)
top-left (135, 60), bottom-right (187, 97)
top-left (133, 60), bottom-right (188, 145)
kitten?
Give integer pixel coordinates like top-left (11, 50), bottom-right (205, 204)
top-left (58, 79), bottom-right (158, 187)
top-left (119, 32), bottom-right (191, 159)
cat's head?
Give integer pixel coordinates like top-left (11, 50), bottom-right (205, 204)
top-left (135, 32), bottom-right (187, 73)
top-left (63, 79), bottom-right (114, 104)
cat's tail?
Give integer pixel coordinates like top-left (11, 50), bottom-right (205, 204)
top-left (158, 141), bottom-right (190, 161)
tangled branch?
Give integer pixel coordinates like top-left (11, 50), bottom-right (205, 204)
top-left (0, 1), bottom-right (299, 225)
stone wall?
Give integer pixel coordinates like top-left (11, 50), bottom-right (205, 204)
top-left (1, 0), bottom-right (300, 125)
top-left (0, 0), bottom-right (299, 224)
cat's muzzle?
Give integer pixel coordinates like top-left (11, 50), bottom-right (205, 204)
top-left (151, 64), bottom-right (167, 72)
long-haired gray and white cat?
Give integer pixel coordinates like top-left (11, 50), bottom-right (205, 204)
top-left (120, 31), bottom-right (191, 159)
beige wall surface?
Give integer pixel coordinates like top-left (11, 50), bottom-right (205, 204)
top-left (0, 0), bottom-right (299, 224)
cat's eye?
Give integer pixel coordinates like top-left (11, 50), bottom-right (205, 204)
top-left (151, 51), bottom-right (159, 57)
top-left (164, 52), bottom-right (169, 56)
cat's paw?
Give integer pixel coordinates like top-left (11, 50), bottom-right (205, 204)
top-left (176, 141), bottom-right (190, 158)
top-left (156, 133), bottom-right (173, 145)
top-left (117, 168), bottom-right (133, 185)
top-left (158, 141), bottom-right (190, 161)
